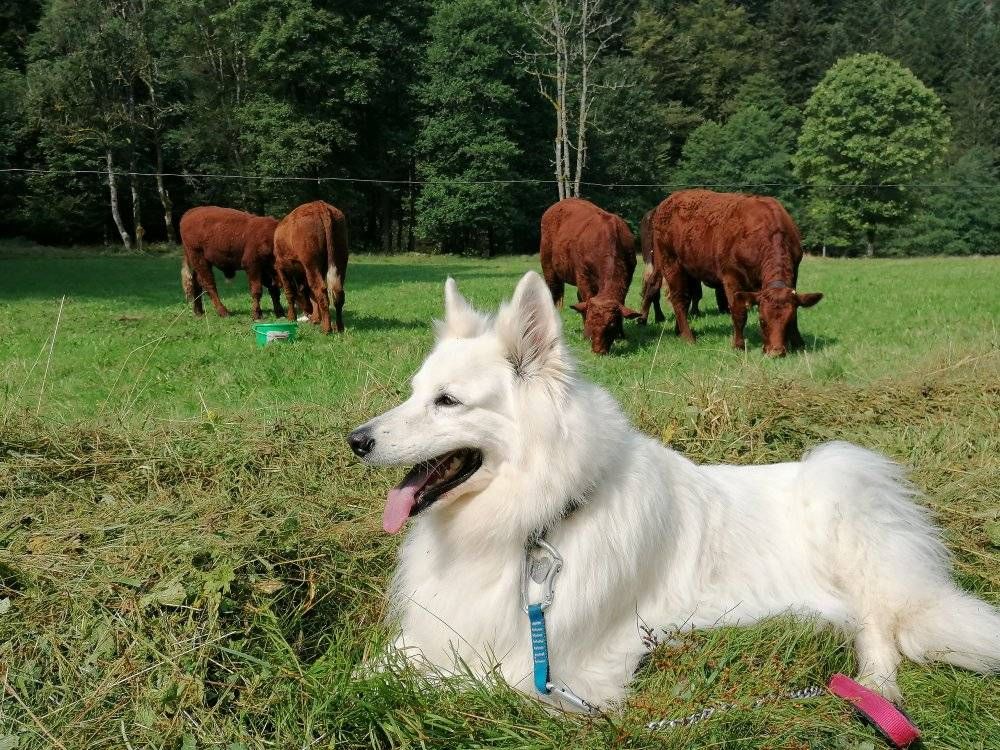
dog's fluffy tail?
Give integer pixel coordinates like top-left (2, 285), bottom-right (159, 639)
top-left (897, 588), bottom-right (1000, 672)
top-left (802, 441), bottom-right (1000, 674)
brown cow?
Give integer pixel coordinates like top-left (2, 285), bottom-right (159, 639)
top-left (179, 206), bottom-right (283, 319)
top-left (639, 208), bottom-right (729, 324)
top-left (273, 201), bottom-right (349, 334)
top-left (652, 189), bottom-right (822, 356)
top-left (540, 198), bottom-right (640, 355)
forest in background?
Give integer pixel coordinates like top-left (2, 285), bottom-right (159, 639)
top-left (1, 0), bottom-right (999, 257)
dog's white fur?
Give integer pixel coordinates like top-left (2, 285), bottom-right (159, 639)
top-left (356, 271), bottom-right (1000, 710)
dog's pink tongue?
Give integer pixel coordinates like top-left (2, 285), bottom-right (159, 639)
top-left (383, 486), bottom-right (417, 534)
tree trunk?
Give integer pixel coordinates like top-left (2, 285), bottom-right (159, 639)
top-left (154, 139), bottom-right (176, 243)
top-left (573, 0), bottom-right (590, 197)
top-left (554, 136), bottom-right (564, 200)
top-left (482, 226), bottom-right (494, 259)
top-left (407, 159), bottom-right (416, 252)
top-left (558, 30), bottom-right (572, 197)
top-left (382, 191), bottom-right (393, 253)
top-left (396, 194), bottom-right (403, 253)
top-left (130, 156), bottom-right (144, 252)
top-left (107, 150), bottom-right (133, 251)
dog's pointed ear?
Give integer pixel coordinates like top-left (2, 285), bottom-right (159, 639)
top-left (435, 277), bottom-right (488, 339)
top-left (496, 272), bottom-right (568, 379)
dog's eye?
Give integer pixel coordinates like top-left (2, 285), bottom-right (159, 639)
top-left (435, 393), bottom-right (461, 407)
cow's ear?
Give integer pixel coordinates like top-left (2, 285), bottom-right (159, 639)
top-left (436, 277), bottom-right (489, 339)
top-left (570, 301), bottom-right (588, 316)
top-left (734, 291), bottom-right (760, 308)
top-left (620, 305), bottom-right (642, 319)
top-left (495, 272), bottom-right (570, 379)
top-left (795, 292), bottom-right (823, 308)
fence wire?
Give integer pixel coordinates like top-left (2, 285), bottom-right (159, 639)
top-left (1, 167), bottom-right (998, 191)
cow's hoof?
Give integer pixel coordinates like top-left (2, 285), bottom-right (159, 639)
top-left (217, 308), bottom-right (231, 318)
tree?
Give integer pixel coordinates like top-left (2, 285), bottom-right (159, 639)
top-left (762, 0), bottom-right (839, 107)
top-left (24, 0), bottom-right (150, 249)
top-left (675, 103), bottom-right (795, 192)
top-left (629, 0), bottom-right (774, 163)
top-left (415, 0), bottom-right (537, 255)
top-left (793, 53), bottom-right (951, 256)
top-left (885, 147), bottom-right (1000, 256)
top-left (518, 0), bottom-right (625, 199)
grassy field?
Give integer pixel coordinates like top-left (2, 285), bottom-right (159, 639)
top-left (1, 239), bottom-right (998, 749)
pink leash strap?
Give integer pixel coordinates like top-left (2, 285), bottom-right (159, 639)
top-left (828, 674), bottom-right (921, 748)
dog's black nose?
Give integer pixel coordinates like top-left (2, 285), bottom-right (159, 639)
top-left (348, 428), bottom-right (375, 458)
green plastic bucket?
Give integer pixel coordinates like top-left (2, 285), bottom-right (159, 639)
top-left (252, 321), bottom-right (299, 347)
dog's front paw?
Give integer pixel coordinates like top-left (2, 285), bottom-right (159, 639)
top-left (855, 672), bottom-right (903, 705)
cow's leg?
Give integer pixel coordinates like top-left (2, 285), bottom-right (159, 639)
top-left (788, 266), bottom-right (803, 348)
top-left (663, 265), bottom-right (695, 343)
top-left (246, 267), bottom-right (264, 321)
top-left (544, 271), bottom-right (565, 309)
top-left (788, 319), bottom-right (806, 349)
top-left (688, 278), bottom-right (703, 316)
top-left (189, 254), bottom-right (229, 318)
top-left (715, 286), bottom-right (730, 314)
top-left (187, 258), bottom-right (205, 317)
top-left (277, 268), bottom-right (298, 322)
top-left (723, 278), bottom-right (748, 350)
top-left (267, 283), bottom-right (285, 318)
top-left (638, 269), bottom-right (662, 325)
top-left (652, 290), bottom-right (666, 323)
top-left (329, 264), bottom-right (346, 333)
top-left (304, 266), bottom-right (331, 334)
top-left (301, 287), bottom-right (315, 320)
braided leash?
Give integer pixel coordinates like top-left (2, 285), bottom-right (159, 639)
top-left (646, 685), bottom-right (825, 731)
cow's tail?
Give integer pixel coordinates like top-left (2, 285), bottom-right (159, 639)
top-left (181, 254), bottom-right (195, 303)
top-left (323, 206), bottom-right (348, 294)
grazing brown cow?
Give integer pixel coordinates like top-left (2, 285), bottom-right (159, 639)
top-left (638, 208), bottom-right (728, 324)
top-left (540, 198), bottom-right (640, 354)
top-left (652, 189), bottom-right (822, 356)
top-left (180, 206), bottom-right (283, 319)
top-left (273, 201), bottom-right (349, 334)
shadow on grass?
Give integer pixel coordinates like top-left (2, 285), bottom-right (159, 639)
top-left (347, 260), bottom-right (524, 289)
top-left (614, 316), bottom-right (837, 357)
top-left (2, 251), bottom-right (528, 304)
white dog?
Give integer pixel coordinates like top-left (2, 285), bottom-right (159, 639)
top-left (348, 271), bottom-right (1000, 710)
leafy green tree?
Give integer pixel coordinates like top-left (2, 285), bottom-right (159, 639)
top-left (794, 53), bottom-right (951, 256)
top-left (886, 148), bottom-right (1000, 256)
top-left (673, 96), bottom-right (800, 216)
top-left (24, 0), bottom-right (144, 248)
top-left (584, 55), bottom-right (667, 226)
top-left (762, 0), bottom-right (839, 107)
top-left (415, 0), bottom-right (536, 256)
top-left (630, 0), bottom-right (774, 162)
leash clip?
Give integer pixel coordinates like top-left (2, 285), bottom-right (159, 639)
top-left (521, 537), bottom-right (563, 613)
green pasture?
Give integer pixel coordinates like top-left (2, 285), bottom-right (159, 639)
top-left (1, 240), bottom-right (998, 749)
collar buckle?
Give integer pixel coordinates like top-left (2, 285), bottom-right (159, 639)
top-left (521, 537), bottom-right (563, 613)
